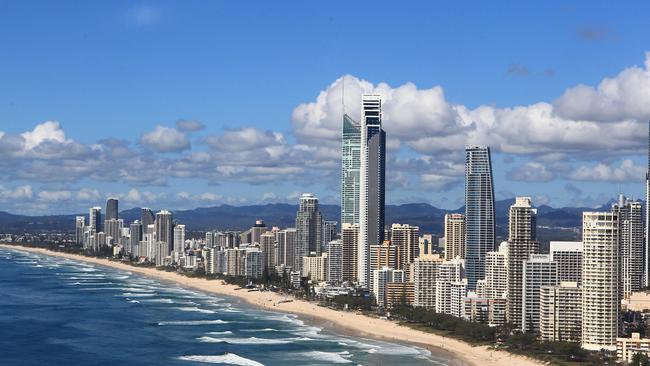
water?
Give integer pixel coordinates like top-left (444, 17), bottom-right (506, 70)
top-left (0, 248), bottom-right (454, 365)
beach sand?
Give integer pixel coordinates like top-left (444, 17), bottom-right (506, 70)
top-left (1, 244), bottom-right (542, 366)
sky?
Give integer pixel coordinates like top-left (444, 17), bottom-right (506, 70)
top-left (1, 1), bottom-right (650, 215)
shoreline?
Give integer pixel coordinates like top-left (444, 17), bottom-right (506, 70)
top-left (1, 244), bottom-right (542, 366)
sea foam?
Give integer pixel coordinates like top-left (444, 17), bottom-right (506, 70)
top-left (177, 354), bottom-right (264, 366)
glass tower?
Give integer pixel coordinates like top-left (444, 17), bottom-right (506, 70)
top-left (464, 145), bottom-right (495, 290)
top-left (341, 114), bottom-right (361, 226)
top-left (358, 94), bottom-right (386, 288)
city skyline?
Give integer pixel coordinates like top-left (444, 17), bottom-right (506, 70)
top-left (2, 2), bottom-right (650, 215)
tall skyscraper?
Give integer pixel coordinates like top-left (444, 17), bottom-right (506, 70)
top-left (582, 212), bottom-right (619, 351)
top-left (105, 197), bottom-right (118, 221)
top-left (341, 113), bottom-right (361, 226)
top-left (646, 121), bottom-right (650, 287)
top-left (322, 220), bottom-right (338, 252)
top-left (464, 145), bottom-right (495, 290)
top-left (485, 241), bottom-right (508, 300)
top-left (341, 223), bottom-right (359, 283)
top-left (612, 194), bottom-right (643, 299)
top-left (141, 208), bottom-right (155, 233)
top-left (295, 193), bottom-right (323, 271)
top-left (506, 197), bottom-right (539, 328)
top-left (155, 210), bottom-right (173, 255)
top-left (89, 207), bottom-right (101, 232)
top-left (358, 94), bottom-right (386, 288)
top-left (129, 220), bottom-right (142, 255)
top-left (521, 254), bottom-right (558, 333)
top-left (75, 216), bottom-right (85, 246)
top-left (173, 224), bottom-right (186, 254)
top-left (444, 213), bottom-right (466, 260)
top-left (391, 223), bottom-right (419, 276)
top-left (327, 239), bottom-right (343, 283)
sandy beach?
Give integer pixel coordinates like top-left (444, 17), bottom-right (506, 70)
top-left (1, 244), bottom-right (542, 366)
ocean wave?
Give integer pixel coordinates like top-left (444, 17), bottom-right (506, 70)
top-left (207, 331), bottom-right (233, 335)
top-left (120, 292), bottom-right (157, 297)
top-left (198, 336), bottom-right (312, 345)
top-left (300, 351), bottom-right (353, 364)
top-left (174, 307), bottom-right (216, 314)
top-left (177, 354), bottom-right (264, 366)
top-left (241, 328), bottom-right (278, 333)
top-left (140, 298), bottom-right (174, 304)
top-left (158, 320), bottom-right (229, 326)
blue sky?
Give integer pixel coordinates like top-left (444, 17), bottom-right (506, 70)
top-left (1, 1), bottom-right (650, 214)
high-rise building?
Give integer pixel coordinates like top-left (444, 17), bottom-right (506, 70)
top-left (104, 219), bottom-right (122, 246)
top-left (260, 231), bottom-right (276, 271)
top-left (342, 114), bottom-right (361, 226)
top-left (550, 241), bottom-right (582, 284)
top-left (582, 212), bottom-right (619, 351)
top-left (373, 267), bottom-right (405, 307)
top-left (358, 94), bottom-right (386, 288)
top-left (105, 198), bottom-right (118, 221)
top-left (173, 224), bottom-right (185, 254)
top-left (521, 254), bottom-right (558, 333)
top-left (295, 193), bottom-right (323, 271)
top-left (327, 240), bottom-right (343, 283)
top-left (436, 258), bottom-right (465, 315)
top-left (506, 197), bottom-right (539, 328)
top-left (276, 228), bottom-right (297, 269)
top-left (129, 220), bottom-right (142, 255)
top-left (245, 248), bottom-right (263, 279)
top-left (485, 241), bottom-right (508, 300)
top-left (646, 121), bottom-right (650, 287)
top-left (322, 220), bottom-right (338, 253)
top-left (369, 241), bottom-right (400, 287)
top-left (75, 216), bottom-right (85, 246)
top-left (141, 208), bottom-right (155, 232)
top-left (89, 207), bottom-right (101, 232)
top-left (250, 219), bottom-right (267, 245)
top-left (464, 145), bottom-right (495, 290)
top-left (612, 195), bottom-right (643, 299)
top-left (444, 214), bottom-right (465, 260)
top-left (391, 223), bottom-right (419, 276)
top-left (155, 210), bottom-right (173, 255)
top-left (413, 254), bottom-right (443, 308)
top-left (540, 281), bottom-right (582, 343)
top-left (205, 231), bottom-right (215, 248)
top-left (341, 223), bottom-right (359, 283)
top-left (302, 254), bottom-right (327, 282)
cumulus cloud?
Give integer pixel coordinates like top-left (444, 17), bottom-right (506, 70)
top-left (20, 121), bottom-right (70, 149)
top-left (568, 159), bottom-right (645, 182)
top-left (38, 190), bottom-right (72, 202)
top-left (139, 125), bottom-right (190, 153)
top-left (507, 162), bottom-right (556, 182)
top-left (0, 185), bottom-right (33, 201)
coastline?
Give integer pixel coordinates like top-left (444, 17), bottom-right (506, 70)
top-left (0, 244), bottom-right (542, 366)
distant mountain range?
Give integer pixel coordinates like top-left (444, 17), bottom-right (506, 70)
top-left (0, 199), bottom-right (621, 244)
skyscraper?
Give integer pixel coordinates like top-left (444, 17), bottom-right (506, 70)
top-left (75, 216), bottom-right (85, 246)
top-left (106, 198), bottom-right (118, 221)
top-left (341, 223), bottom-right (359, 283)
top-left (358, 94), bottom-right (386, 288)
top-left (582, 212), bottom-right (619, 351)
top-left (89, 207), bottom-right (101, 232)
top-left (322, 220), bottom-right (338, 253)
top-left (129, 220), bottom-right (142, 255)
top-left (295, 193), bottom-right (323, 271)
top-left (612, 194), bottom-right (643, 299)
top-left (444, 213), bottom-right (466, 260)
top-left (341, 114), bottom-right (361, 226)
top-left (155, 210), bottom-right (173, 255)
top-left (646, 121), bottom-right (650, 287)
top-left (521, 254), bottom-right (558, 333)
top-left (141, 208), bottom-right (155, 233)
top-left (464, 145), bottom-right (496, 290)
top-left (391, 223), bottom-right (419, 276)
top-left (173, 224), bottom-right (186, 254)
top-left (506, 197), bottom-right (539, 328)
top-left (550, 241), bottom-right (583, 284)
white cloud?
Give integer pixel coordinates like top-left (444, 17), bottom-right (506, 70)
top-left (21, 121), bottom-right (70, 150)
top-left (0, 185), bottom-right (33, 201)
top-left (139, 125), bottom-right (190, 153)
top-left (508, 162), bottom-right (556, 182)
top-left (555, 52), bottom-right (650, 122)
top-left (198, 192), bottom-right (223, 202)
top-left (37, 190), bottom-right (72, 202)
top-left (76, 188), bottom-right (101, 201)
top-left (568, 159), bottom-right (645, 182)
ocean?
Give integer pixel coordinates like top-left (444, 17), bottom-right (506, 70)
top-left (0, 247), bottom-right (455, 365)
